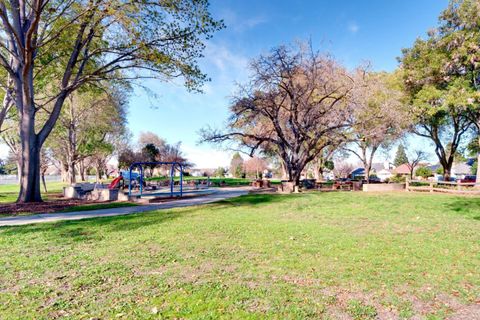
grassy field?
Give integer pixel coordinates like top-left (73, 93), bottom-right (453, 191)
top-left (0, 181), bottom-right (67, 203)
top-left (146, 176), bottom-right (281, 186)
top-left (59, 202), bottom-right (139, 212)
top-left (0, 181), bottom-right (137, 215)
top-left (0, 192), bottom-right (479, 319)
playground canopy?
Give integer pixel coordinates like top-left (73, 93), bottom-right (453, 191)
top-left (127, 161), bottom-right (185, 197)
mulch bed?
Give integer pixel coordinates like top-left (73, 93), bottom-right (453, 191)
top-left (0, 194), bottom-right (99, 216)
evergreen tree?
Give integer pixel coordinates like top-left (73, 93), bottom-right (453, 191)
top-left (214, 167), bottom-right (227, 177)
top-left (394, 145), bottom-right (409, 167)
top-left (230, 152), bottom-right (244, 178)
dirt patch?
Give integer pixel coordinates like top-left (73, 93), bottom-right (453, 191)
top-left (248, 188), bottom-right (277, 195)
top-left (0, 194), bottom-right (104, 215)
top-left (447, 304), bottom-right (480, 320)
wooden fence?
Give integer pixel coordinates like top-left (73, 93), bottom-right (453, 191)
top-left (406, 179), bottom-right (480, 195)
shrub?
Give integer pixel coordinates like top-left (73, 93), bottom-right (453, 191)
top-left (390, 174), bottom-right (406, 183)
top-left (415, 167), bottom-right (433, 179)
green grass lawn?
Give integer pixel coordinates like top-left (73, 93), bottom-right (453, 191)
top-left (146, 176), bottom-right (281, 186)
top-left (0, 192), bottom-right (479, 319)
top-left (0, 181), bottom-right (136, 215)
top-left (0, 181), bottom-right (67, 203)
top-left (59, 202), bottom-right (139, 212)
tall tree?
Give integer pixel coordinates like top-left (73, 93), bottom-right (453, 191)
top-left (394, 144), bottom-right (409, 167)
top-left (405, 149), bottom-right (429, 179)
top-left (244, 156), bottom-right (267, 179)
top-left (333, 161), bottom-right (354, 179)
top-left (138, 131), bottom-right (166, 151)
top-left (201, 44), bottom-right (355, 188)
top-left (48, 86), bottom-right (128, 184)
top-left (400, 27), bottom-right (473, 180)
top-left (229, 152), bottom-right (244, 178)
top-left (425, 0), bottom-right (480, 184)
top-left (345, 71), bottom-right (407, 183)
top-left (309, 146), bottom-right (337, 181)
top-left (0, 0), bottom-right (223, 202)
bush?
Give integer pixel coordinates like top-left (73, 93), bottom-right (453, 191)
top-left (390, 174), bottom-right (406, 183)
top-left (416, 167), bottom-right (433, 179)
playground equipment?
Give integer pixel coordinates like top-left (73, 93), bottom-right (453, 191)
top-left (108, 176), bottom-right (123, 189)
top-left (128, 161), bottom-right (189, 198)
top-left (64, 162), bottom-right (213, 202)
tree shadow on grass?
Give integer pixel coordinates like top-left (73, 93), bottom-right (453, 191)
top-left (0, 206), bottom-right (200, 241)
top-left (213, 193), bottom-right (308, 209)
top-left (444, 198), bottom-right (480, 220)
top-left (1, 193), bottom-right (309, 241)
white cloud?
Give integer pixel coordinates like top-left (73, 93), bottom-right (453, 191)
top-left (205, 43), bottom-right (249, 76)
top-left (238, 16), bottom-right (268, 32)
top-left (182, 144), bottom-right (232, 169)
top-left (219, 8), bottom-right (267, 33)
top-left (348, 21), bottom-right (359, 34)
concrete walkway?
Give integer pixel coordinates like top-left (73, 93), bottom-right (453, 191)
top-left (0, 187), bottom-right (252, 227)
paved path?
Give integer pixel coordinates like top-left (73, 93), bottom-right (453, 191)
top-left (0, 187), bottom-right (252, 227)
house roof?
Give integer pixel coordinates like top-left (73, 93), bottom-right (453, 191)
top-left (452, 162), bottom-right (472, 175)
top-left (394, 162), bottom-right (430, 175)
top-left (393, 164), bottom-right (411, 175)
top-left (351, 168), bottom-right (364, 176)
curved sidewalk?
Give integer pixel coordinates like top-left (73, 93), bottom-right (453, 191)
top-left (0, 187), bottom-right (252, 227)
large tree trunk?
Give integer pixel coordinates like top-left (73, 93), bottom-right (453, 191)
top-left (79, 160), bottom-right (86, 181)
top-left (442, 158), bottom-right (454, 182)
top-left (365, 165), bottom-right (371, 184)
top-left (444, 168), bottom-right (451, 181)
top-left (288, 161), bottom-right (304, 187)
top-left (67, 159), bottom-right (76, 184)
top-left (17, 116), bottom-right (42, 203)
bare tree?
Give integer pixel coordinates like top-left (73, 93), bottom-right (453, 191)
top-left (405, 149), bottom-right (429, 180)
top-left (345, 71), bottom-right (407, 183)
top-left (39, 148), bottom-right (53, 193)
top-left (244, 156), bottom-right (268, 179)
top-left (138, 131), bottom-right (166, 151)
top-left (309, 146), bottom-right (337, 181)
top-left (48, 86), bottom-right (128, 184)
top-left (201, 44), bottom-right (356, 188)
top-left (333, 161), bottom-right (354, 179)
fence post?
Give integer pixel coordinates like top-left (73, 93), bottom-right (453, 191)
top-left (405, 178), bottom-right (410, 192)
top-left (457, 181), bottom-right (461, 191)
top-left (429, 182), bottom-right (434, 193)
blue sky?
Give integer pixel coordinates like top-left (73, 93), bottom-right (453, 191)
top-left (0, 1), bottom-right (450, 167)
top-left (125, 0), bottom-right (449, 168)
